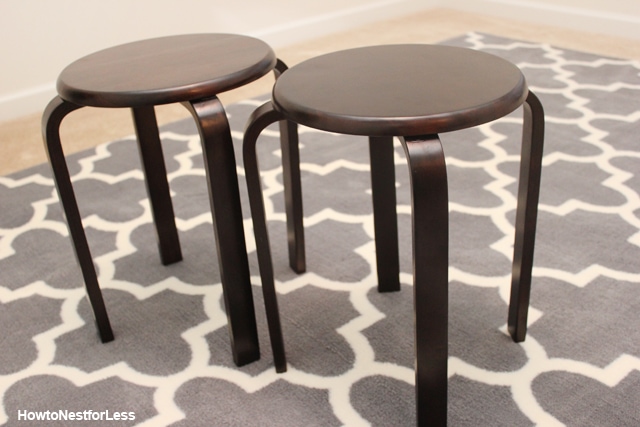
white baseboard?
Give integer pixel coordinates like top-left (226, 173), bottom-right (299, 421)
top-left (448, 0), bottom-right (640, 41)
top-left (0, 83), bottom-right (57, 123)
top-left (0, 0), bottom-right (433, 123)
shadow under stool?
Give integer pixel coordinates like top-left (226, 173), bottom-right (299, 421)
top-left (243, 44), bottom-right (545, 425)
top-left (42, 33), bottom-right (290, 367)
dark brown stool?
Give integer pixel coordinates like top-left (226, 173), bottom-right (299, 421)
top-left (243, 44), bottom-right (544, 425)
top-left (42, 33), bottom-right (289, 367)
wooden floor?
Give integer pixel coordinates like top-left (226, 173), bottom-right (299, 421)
top-left (2, 8), bottom-right (639, 177)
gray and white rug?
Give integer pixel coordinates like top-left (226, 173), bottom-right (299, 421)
top-left (1, 33), bottom-right (639, 426)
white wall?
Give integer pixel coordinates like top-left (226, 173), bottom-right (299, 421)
top-left (0, 0), bottom-right (430, 121)
top-left (1, 0), bottom-right (639, 122)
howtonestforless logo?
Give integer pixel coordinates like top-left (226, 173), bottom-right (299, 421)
top-left (17, 410), bottom-right (136, 422)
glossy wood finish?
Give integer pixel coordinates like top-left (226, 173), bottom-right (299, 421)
top-left (369, 136), bottom-right (401, 292)
top-left (243, 102), bottom-right (289, 373)
top-left (272, 45), bottom-right (527, 136)
top-left (273, 60), bottom-right (306, 274)
top-left (399, 134), bottom-right (449, 426)
top-left (43, 34), bottom-right (280, 367)
top-left (508, 91), bottom-right (545, 341)
top-left (243, 44), bottom-right (544, 426)
top-left (132, 106), bottom-right (182, 265)
top-left (57, 33), bottom-right (276, 108)
top-left (42, 97), bottom-right (113, 342)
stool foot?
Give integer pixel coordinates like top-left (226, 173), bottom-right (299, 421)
top-left (369, 136), bottom-right (401, 293)
top-left (42, 96), bottom-right (114, 343)
top-left (243, 101), bottom-right (291, 373)
top-left (508, 91), bottom-right (545, 343)
top-left (131, 106), bottom-right (183, 266)
top-left (184, 97), bottom-right (260, 367)
top-left (400, 134), bottom-right (449, 427)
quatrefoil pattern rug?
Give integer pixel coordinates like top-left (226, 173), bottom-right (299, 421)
top-left (1, 33), bottom-right (639, 426)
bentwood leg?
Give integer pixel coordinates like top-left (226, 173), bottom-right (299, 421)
top-left (369, 136), bottom-right (401, 293)
top-left (183, 97), bottom-right (260, 367)
top-left (400, 134), bottom-right (449, 427)
top-left (42, 96), bottom-right (114, 343)
top-left (131, 106), bottom-right (182, 266)
top-left (508, 91), bottom-right (545, 342)
top-left (243, 101), bottom-right (289, 372)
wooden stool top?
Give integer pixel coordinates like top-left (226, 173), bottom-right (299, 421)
top-left (57, 33), bottom-right (276, 108)
top-left (273, 44), bottom-right (528, 136)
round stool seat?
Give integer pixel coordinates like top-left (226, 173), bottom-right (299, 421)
top-left (57, 33), bottom-right (276, 108)
top-left (273, 44), bottom-right (527, 136)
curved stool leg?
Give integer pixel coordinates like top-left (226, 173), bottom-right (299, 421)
top-left (273, 59), bottom-right (306, 273)
top-left (243, 101), bottom-right (290, 373)
top-left (183, 97), bottom-right (260, 367)
top-left (369, 136), bottom-right (400, 292)
top-left (400, 134), bottom-right (449, 427)
top-left (508, 91), bottom-right (545, 342)
top-left (131, 106), bottom-right (182, 265)
top-left (42, 96), bottom-right (114, 343)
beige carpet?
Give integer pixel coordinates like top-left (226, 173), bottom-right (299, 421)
top-left (2, 8), bottom-right (640, 177)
